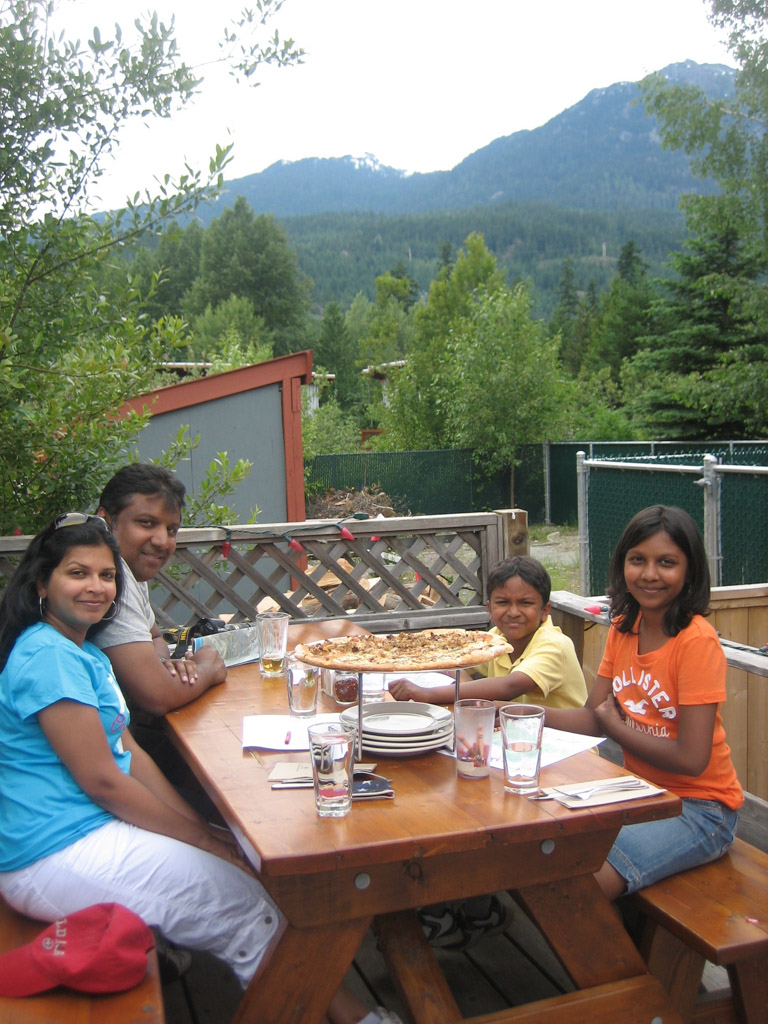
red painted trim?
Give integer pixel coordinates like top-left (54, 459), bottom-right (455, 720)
top-left (120, 351), bottom-right (314, 417)
top-left (283, 376), bottom-right (306, 522)
top-left (120, 351), bottom-right (313, 523)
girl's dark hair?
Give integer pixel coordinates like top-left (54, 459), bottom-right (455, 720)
top-left (607, 505), bottom-right (710, 636)
top-left (486, 556), bottom-right (551, 605)
top-left (0, 518), bottom-right (123, 671)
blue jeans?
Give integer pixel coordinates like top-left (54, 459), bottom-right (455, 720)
top-left (606, 797), bottom-right (739, 895)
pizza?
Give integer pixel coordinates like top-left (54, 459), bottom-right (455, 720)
top-left (294, 629), bottom-right (512, 673)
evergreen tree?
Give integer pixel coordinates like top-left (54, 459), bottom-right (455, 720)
top-left (314, 301), bottom-right (364, 412)
top-left (548, 259), bottom-right (581, 370)
top-left (623, 198), bottom-right (767, 437)
top-left (387, 260), bottom-right (421, 309)
top-left (584, 242), bottom-right (656, 380)
top-left (617, 239), bottom-right (649, 283)
top-left (562, 280), bottom-right (602, 376)
top-left (181, 197), bottom-right (311, 355)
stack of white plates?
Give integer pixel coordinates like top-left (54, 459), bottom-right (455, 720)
top-left (340, 702), bottom-right (454, 757)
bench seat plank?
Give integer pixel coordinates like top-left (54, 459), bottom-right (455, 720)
top-left (633, 838), bottom-right (768, 964)
top-left (0, 898), bottom-right (164, 1024)
top-left (631, 838), bottom-right (768, 1023)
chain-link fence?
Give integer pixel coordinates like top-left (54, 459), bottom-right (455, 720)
top-left (308, 444), bottom-right (768, 581)
top-left (548, 441), bottom-right (768, 525)
top-left (579, 452), bottom-right (768, 593)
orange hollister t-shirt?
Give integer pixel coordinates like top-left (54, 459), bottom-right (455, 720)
top-left (598, 614), bottom-right (743, 810)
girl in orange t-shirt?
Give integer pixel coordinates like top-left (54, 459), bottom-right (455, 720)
top-left (546, 505), bottom-right (743, 899)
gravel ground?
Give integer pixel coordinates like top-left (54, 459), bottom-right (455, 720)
top-left (530, 528), bottom-right (581, 593)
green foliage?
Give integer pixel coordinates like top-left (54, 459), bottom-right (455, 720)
top-left (633, 2), bottom-right (768, 437)
top-left (624, 196), bottom-right (767, 437)
top-left (279, 203), bottom-right (685, 316)
top-left (301, 398), bottom-right (360, 482)
top-left (413, 233), bottom-right (507, 350)
top-left (0, 330), bottom-right (152, 533)
top-left (582, 248), bottom-right (656, 380)
top-left (567, 368), bottom-right (640, 441)
top-left (180, 197), bottom-right (312, 355)
top-left (380, 234), bottom-right (507, 450)
top-left (356, 270), bottom-right (415, 373)
top-left (314, 301), bottom-right (365, 412)
top-left (437, 285), bottom-right (572, 473)
top-left (0, 0), bottom-right (298, 534)
top-left (129, 220), bottom-right (205, 323)
top-left (191, 295), bottom-right (272, 362)
top-left (377, 235), bottom-right (578, 465)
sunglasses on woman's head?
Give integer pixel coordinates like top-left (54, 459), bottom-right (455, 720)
top-left (52, 512), bottom-right (109, 531)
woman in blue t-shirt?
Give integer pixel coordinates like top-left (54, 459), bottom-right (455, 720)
top-left (0, 514), bottom-right (399, 1024)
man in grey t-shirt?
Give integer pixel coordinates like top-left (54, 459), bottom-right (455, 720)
top-left (92, 464), bottom-right (226, 716)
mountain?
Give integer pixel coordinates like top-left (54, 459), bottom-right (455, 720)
top-left (201, 61), bottom-right (734, 221)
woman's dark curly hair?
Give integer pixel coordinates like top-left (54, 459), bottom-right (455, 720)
top-left (0, 517), bottom-right (123, 670)
top-left (607, 505), bottom-right (710, 636)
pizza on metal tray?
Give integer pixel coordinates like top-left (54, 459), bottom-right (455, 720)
top-left (294, 629), bottom-right (513, 673)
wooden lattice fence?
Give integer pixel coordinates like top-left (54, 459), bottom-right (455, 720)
top-left (0, 510), bottom-right (529, 634)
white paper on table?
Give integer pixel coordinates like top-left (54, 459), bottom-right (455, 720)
top-left (546, 777), bottom-right (665, 809)
top-left (242, 713), bottom-right (341, 751)
top-left (366, 671), bottom-right (455, 689)
top-left (488, 726), bottom-right (606, 771)
top-left (267, 761), bottom-right (379, 782)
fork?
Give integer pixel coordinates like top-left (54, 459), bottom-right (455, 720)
top-left (554, 779), bottom-right (647, 800)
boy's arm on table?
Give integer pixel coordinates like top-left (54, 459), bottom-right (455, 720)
top-left (389, 669), bottom-right (542, 705)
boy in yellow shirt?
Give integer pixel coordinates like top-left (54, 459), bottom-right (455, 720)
top-left (389, 556), bottom-right (587, 710)
top-left (389, 556), bottom-right (587, 950)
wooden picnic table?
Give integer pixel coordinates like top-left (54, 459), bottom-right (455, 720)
top-left (164, 619), bottom-right (685, 1024)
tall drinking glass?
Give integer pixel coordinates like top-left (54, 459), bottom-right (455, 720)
top-left (307, 723), bottom-right (356, 818)
top-left (499, 704), bottom-right (545, 794)
top-left (257, 611), bottom-right (290, 677)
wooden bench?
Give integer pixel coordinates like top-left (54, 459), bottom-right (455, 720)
top-left (631, 836), bottom-right (768, 1023)
top-left (0, 897), bottom-right (165, 1024)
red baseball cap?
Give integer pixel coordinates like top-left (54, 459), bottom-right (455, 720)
top-left (0, 903), bottom-right (154, 996)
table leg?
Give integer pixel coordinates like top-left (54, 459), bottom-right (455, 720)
top-left (515, 874), bottom-right (649, 988)
top-left (375, 910), bottom-right (463, 1024)
top-left (638, 918), bottom-right (704, 1019)
top-left (729, 955), bottom-right (768, 1024)
top-left (231, 914), bottom-right (372, 1024)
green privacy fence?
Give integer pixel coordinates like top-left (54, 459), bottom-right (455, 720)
top-left (581, 451), bottom-right (768, 593)
top-left (307, 447), bottom-right (548, 518)
top-left (547, 441), bottom-right (768, 526)
top-left (310, 441), bottom-right (768, 526)
top-left (307, 450), bottom-right (512, 516)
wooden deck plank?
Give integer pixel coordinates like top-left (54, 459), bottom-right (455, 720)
top-left (161, 900), bottom-right (731, 1023)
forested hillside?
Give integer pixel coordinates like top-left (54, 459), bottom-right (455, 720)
top-left (176, 61), bottom-right (733, 312)
top-left (280, 202), bottom-right (685, 314)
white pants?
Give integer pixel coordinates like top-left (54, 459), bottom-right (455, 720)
top-left (0, 820), bottom-right (281, 988)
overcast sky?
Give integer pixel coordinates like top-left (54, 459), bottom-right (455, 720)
top-left (55, 0), bottom-right (734, 210)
